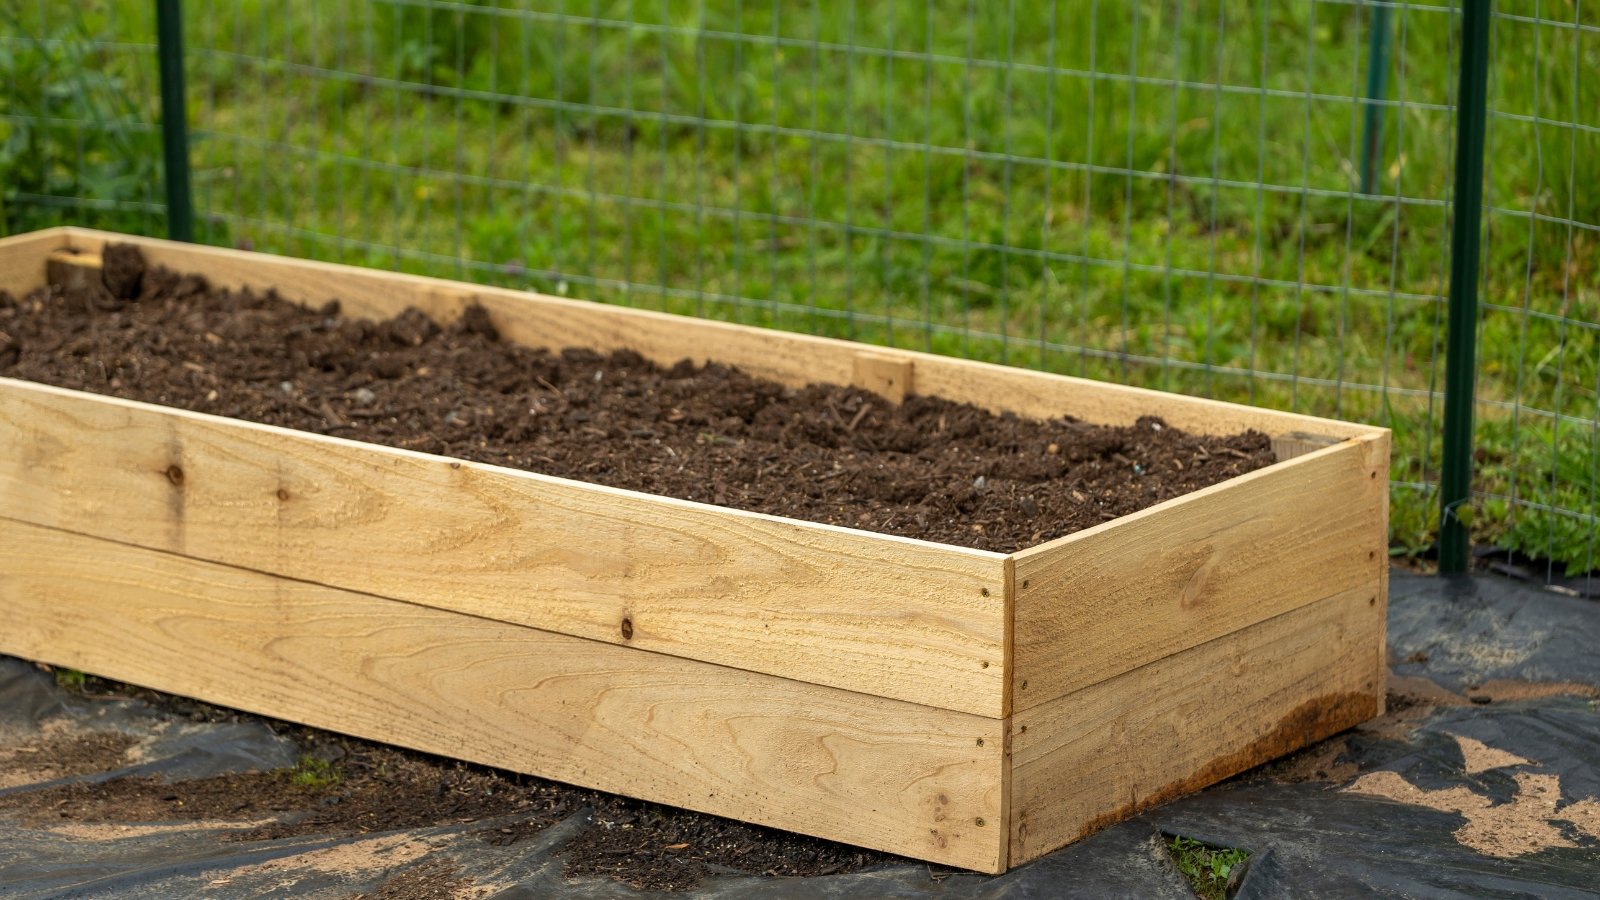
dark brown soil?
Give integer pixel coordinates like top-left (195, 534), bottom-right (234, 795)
top-left (560, 797), bottom-right (889, 891)
top-left (349, 860), bottom-right (476, 900)
top-left (1, 742), bottom-right (571, 841)
top-left (1, 729), bottom-right (138, 782)
top-left (0, 246), bottom-right (1276, 552)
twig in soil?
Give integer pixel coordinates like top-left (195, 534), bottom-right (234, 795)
top-left (846, 403), bottom-right (872, 432)
top-left (535, 375), bottom-right (562, 395)
top-left (290, 400), bottom-right (328, 421)
top-left (319, 399), bottom-right (347, 428)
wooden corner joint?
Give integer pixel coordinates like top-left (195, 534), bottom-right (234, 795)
top-left (1269, 430), bottom-right (1348, 462)
top-left (852, 353), bottom-right (914, 404)
top-left (45, 249), bottom-right (103, 292)
top-left (418, 284), bottom-right (477, 323)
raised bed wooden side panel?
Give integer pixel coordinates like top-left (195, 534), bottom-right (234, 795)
top-left (0, 518), bottom-right (1009, 872)
top-left (1007, 583), bottom-right (1385, 867)
top-left (0, 380), bottom-right (1008, 717)
top-left (0, 229), bottom-right (69, 297)
top-left (1011, 432), bottom-right (1391, 709)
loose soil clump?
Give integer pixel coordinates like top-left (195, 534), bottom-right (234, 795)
top-left (0, 246), bottom-right (1276, 552)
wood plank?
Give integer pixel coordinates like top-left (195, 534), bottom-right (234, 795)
top-left (1010, 435), bottom-right (1387, 711)
top-left (45, 248), bottom-right (105, 295)
top-left (852, 353), bottom-right (914, 403)
top-left (0, 379), bottom-right (1008, 716)
top-left (1007, 585), bottom-right (1385, 867)
top-left (1270, 430), bottom-right (1347, 461)
top-left (54, 229), bottom-right (1380, 441)
top-left (0, 228), bottom-right (68, 298)
top-left (0, 519), bottom-right (1007, 872)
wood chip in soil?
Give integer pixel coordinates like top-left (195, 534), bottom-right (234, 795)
top-left (0, 245), bottom-right (1277, 552)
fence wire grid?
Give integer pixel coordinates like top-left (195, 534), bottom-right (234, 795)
top-left (3, 0), bottom-right (1598, 587)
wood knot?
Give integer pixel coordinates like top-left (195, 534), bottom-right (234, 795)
top-left (620, 617), bottom-right (634, 640)
top-left (1179, 548), bottom-right (1219, 609)
top-left (164, 464), bottom-right (184, 487)
top-left (276, 488), bottom-right (291, 501)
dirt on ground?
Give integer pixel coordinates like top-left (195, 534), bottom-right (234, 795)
top-left (0, 674), bottom-right (902, 893)
top-left (348, 859), bottom-right (478, 900)
top-left (2, 742), bottom-right (558, 843)
top-left (0, 245), bottom-right (1276, 553)
top-left (0, 725), bottom-right (138, 789)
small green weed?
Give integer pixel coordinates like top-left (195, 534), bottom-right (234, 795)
top-left (1167, 835), bottom-right (1249, 900)
top-left (286, 754), bottom-right (342, 790)
top-left (52, 667), bottom-right (88, 692)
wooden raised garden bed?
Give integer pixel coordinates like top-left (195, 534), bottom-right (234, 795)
top-left (0, 227), bottom-right (1389, 873)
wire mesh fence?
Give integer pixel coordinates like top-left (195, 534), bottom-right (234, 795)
top-left (2, 0), bottom-right (1596, 587)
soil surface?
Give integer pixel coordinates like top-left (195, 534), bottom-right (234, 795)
top-left (351, 860), bottom-right (477, 900)
top-left (0, 727), bottom-right (138, 789)
top-left (0, 245), bottom-right (1276, 552)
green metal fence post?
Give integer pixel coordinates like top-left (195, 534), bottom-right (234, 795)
top-left (156, 0), bottom-right (193, 241)
top-left (1359, 2), bottom-right (1393, 195)
top-left (1438, 0), bottom-right (1492, 573)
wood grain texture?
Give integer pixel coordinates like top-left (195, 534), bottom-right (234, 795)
top-left (853, 353), bottom-right (914, 403)
top-left (0, 379), bottom-right (1007, 716)
top-left (1363, 430), bottom-right (1393, 717)
top-left (0, 519), bottom-right (1007, 872)
top-left (54, 229), bottom-right (1382, 441)
top-left (0, 227), bottom-right (67, 298)
top-left (1270, 430), bottom-right (1346, 461)
top-left (1010, 436), bottom-right (1387, 711)
top-left (1007, 584), bottom-right (1385, 867)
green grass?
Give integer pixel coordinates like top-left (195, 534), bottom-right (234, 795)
top-left (1167, 835), bottom-right (1250, 900)
top-left (4, 0), bottom-right (1598, 569)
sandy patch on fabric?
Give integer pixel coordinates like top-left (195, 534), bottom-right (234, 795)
top-left (1346, 732), bottom-right (1600, 858)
